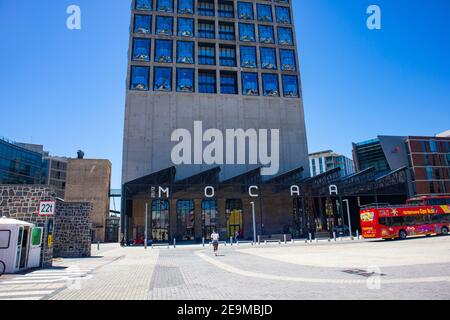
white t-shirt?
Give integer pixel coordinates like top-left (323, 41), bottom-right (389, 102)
top-left (211, 232), bottom-right (219, 241)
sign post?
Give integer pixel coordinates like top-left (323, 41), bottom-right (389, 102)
top-left (38, 201), bottom-right (55, 269)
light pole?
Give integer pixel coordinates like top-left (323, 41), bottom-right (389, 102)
top-left (342, 199), bottom-right (352, 239)
top-left (145, 203), bottom-right (148, 249)
top-left (250, 201), bottom-right (257, 243)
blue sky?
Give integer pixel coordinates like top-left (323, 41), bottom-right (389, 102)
top-left (1, 0), bottom-right (449, 188)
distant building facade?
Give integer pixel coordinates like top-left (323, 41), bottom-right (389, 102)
top-left (42, 156), bottom-right (68, 199)
top-left (0, 137), bottom-right (44, 185)
top-left (309, 150), bottom-right (354, 177)
top-left (65, 159), bottom-right (112, 242)
top-left (353, 135), bottom-right (450, 197)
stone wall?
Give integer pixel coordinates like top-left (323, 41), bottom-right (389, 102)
top-left (53, 202), bottom-right (92, 258)
top-left (0, 185), bottom-right (56, 267)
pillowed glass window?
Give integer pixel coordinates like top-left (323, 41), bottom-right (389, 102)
top-left (239, 23), bottom-right (255, 42)
top-left (280, 49), bottom-right (296, 71)
top-left (238, 2), bottom-right (254, 20)
top-left (136, 0), bottom-right (152, 11)
top-left (198, 21), bottom-right (215, 39)
top-left (178, 0), bottom-right (194, 14)
top-left (260, 47), bottom-right (277, 70)
top-left (199, 70), bottom-right (216, 93)
top-left (134, 15), bottom-right (152, 34)
top-left (257, 4), bottom-right (273, 22)
top-left (151, 200), bottom-right (170, 242)
top-left (154, 39), bottom-right (173, 63)
top-left (176, 200), bottom-right (195, 241)
top-left (275, 6), bottom-right (291, 24)
top-left (156, 0), bottom-right (173, 12)
top-left (242, 72), bottom-right (259, 96)
top-left (220, 46), bottom-right (236, 67)
top-left (278, 27), bottom-right (294, 45)
top-left (178, 18), bottom-right (194, 37)
top-left (218, 1), bottom-right (234, 18)
top-left (240, 46), bottom-right (257, 68)
top-left (202, 200), bottom-right (218, 240)
top-left (282, 75), bottom-right (299, 98)
top-left (177, 68), bottom-right (195, 92)
top-left (198, 44), bottom-right (215, 65)
top-left (198, 0), bottom-right (215, 16)
top-left (132, 38), bottom-right (151, 61)
top-left (258, 25), bottom-right (274, 44)
top-left (220, 72), bottom-right (238, 95)
top-left (219, 22), bottom-right (235, 40)
top-left (177, 41), bottom-right (194, 64)
top-left (154, 67), bottom-right (172, 91)
top-left (156, 16), bottom-right (173, 35)
top-left (262, 74), bottom-right (279, 97)
top-left (130, 66), bottom-right (149, 91)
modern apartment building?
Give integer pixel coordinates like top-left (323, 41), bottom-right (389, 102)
top-left (122, 0), bottom-right (310, 242)
top-left (309, 150), bottom-right (355, 177)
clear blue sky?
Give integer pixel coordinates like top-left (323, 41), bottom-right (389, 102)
top-left (1, 0), bottom-right (449, 188)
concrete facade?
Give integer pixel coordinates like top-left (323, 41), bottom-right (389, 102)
top-left (122, 0), bottom-right (310, 184)
top-left (65, 159), bottom-right (112, 242)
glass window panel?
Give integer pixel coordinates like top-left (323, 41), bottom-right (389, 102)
top-left (31, 228), bottom-right (42, 246)
top-left (154, 67), bottom-right (172, 91)
top-left (132, 38), bottom-right (151, 61)
top-left (177, 68), bottom-right (195, 92)
top-left (257, 4), bottom-right (273, 22)
top-left (202, 200), bottom-right (218, 240)
top-left (220, 72), bottom-right (238, 94)
top-left (156, 16), bottom-right (173, 35)
top-left (154, 39), bottom-right (173, 63)
top-left (151, 200), bottom-right (170, 242)
top-left (278, 27), bottom-right (293, 45)
top-left (130, 66), bottom-right (149, 91)
top-left (176, 200), bottom-right (195, 241)
top-left (242, 72), bottom-right (259, 96)
top-left (219, 22), bottom-right (235, 40)
top-left (240, 46), bottom-right (257, 68)
top-left (239, 23), bottom-right (255, 42)
top-left (198, 21), bottom-right (215, 39)
top-left (136, 0), bottom-right (152, 11)
top-left (262, 74), bottom-right (279, 97)
top-left (156, 0), bottom-right (173, 12)
top-left (280, 49), bottom-right (296, 71)
top-left (199, 71), bottom-right (216, 93)
top-left (177, 41), bottom-right (194, 64)
top-left (220, 46), bottom-right (236, 67)
top-left (260, 47), bottom-right (277, 70)
top-left (134, 15), bottom-right (152, 34)
top-left (275, 6), bottom-right (291, 24)
top-left (282, 75), bottom-right (299, 98)
top-left (177, 18), bottom-right (194, 37)
top-left (198, 0), bottom-right (215, 16)
top-left (238, 2), bottom-right (254, 20)
top-left (258, 25), bottom-right (274, 44)
top-left (0, 230), bottom-right (11, 249)
top-left (178, 0), bottom-right (194, 14)
top-left (198, 44), bottom-right (216, 65)
top-left (218, 1), bottom-right (234, 18)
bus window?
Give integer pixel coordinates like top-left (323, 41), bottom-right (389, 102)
top-left (442, 214), bottom-right (450, 223)
top-left (392, 217), bottom-right (404, 227)
top-left (379, 218), bottom-right (389, 226)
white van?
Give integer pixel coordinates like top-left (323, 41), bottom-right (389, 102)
top-left (0, 217), bottom-right (43, 274)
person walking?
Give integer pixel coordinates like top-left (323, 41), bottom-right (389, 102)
top-left (211, 229), bottom-right (220, 256)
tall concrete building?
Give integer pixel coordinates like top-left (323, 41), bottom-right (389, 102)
top-left (309, 150), bottom-right (355, 177)
top-left (122, 0), bottom-right (310, 242)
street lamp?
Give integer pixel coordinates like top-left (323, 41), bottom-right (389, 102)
top-left (250, 201), bottom-right (257, 243)
top-left (342, 199), bottom-right (353, 239)
top-left (145, 203), bottom-right (148, 249)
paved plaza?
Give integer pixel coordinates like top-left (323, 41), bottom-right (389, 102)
top-left (1, 236), bottom-right (449, 300)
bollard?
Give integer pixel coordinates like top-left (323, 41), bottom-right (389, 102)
top-left (202, 237), bottom-right (205, 247)
top-left (305, 239), bottom-right (308, 244)
top-left (333, 232), bottom-right (337, 242)
top-left (173, 238), bottom-right (176, 248)
top-left (97, 241), bottom-right (100, 251)
top-left (316, 238), bottom-right (318, 243)
top-left (284, 234), bottom-right (287, 245)
top-left (309, 233), bottom-right (312, 243)
top-left (230, 237), bottom-right (233, 246)
top-left (356, 230), bottom-right (360, 240)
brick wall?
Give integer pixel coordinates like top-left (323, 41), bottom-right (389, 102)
top-left (53, 202), bottom-right (92, 258)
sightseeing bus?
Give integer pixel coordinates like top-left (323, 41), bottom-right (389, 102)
top-left (360, 196), bottom-right (450, 240)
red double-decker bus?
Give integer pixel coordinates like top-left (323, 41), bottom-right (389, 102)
top-left (360, 196), bottom-right (450, 240)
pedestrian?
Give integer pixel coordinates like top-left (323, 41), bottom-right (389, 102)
top-left (211, 229), bottom-right (220, 256)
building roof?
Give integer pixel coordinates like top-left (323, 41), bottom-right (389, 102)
top-left (0, 216), bottom-right (34, 227)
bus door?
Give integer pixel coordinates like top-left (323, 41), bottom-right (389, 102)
top-left (27, 227), bottom-right (43, 269)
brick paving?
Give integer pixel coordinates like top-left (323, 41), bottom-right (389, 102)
top-left (0, 236), bottom-right (449, 300)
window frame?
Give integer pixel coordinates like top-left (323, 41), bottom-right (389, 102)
top-left (0, 230), bottom-right (11, 249)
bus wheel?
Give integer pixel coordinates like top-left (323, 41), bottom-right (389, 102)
top-left (399, 230), bottom-right (407, 240)
top-left (442, 227), bottom-right (449, 236)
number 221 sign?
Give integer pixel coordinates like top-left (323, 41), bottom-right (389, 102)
top-left (39, 201), bottom-right (56, 216)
